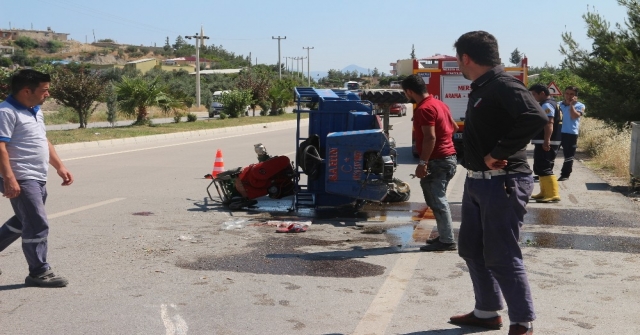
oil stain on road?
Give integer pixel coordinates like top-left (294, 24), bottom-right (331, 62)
top-left (176, 236), bottom-right (387, 278)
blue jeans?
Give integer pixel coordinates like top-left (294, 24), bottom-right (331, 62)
top-left (419, 155), bottom-right (457, 244)
top-left (458, 173), bottom-right (536, 323)
top-left (0, 179), bottom-right (51, 276)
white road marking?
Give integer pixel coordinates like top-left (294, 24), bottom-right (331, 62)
top-left (62, 127), bottom-right (298, 161)
top-left (161, 304), bottom-right (189, 335)
top-left (352, 253), bottom-right (422, 335)
top-left (48, 198), bottom-right (126, 219)
top-left (353, 170), bottom-right (464, 334)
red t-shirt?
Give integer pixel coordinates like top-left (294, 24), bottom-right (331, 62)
top-left (413, 95), bottom-right (456, 159)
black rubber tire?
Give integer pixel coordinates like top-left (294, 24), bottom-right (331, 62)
top-left (383, 178), bottom-right (411, 202)
top-left (360, 89), bottom-right (408, 104)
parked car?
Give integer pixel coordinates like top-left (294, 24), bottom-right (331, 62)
top-left (209, 90), bottom-right (230, 117)
top-left (389, 103), bottom-right (407, 117)
top-left (209, 101), bottom-right (224, 117)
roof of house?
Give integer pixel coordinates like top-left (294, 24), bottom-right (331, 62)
top-left (189, 69), bottom-right (243, 75)
top-left (126, 58), bottom-right (157, 64)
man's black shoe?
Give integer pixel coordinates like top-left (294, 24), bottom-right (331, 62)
top-left (558, 175), bottom-right (570, 181)
top-left (25, 269), bottom-right (68, 288)
top-left (420, 240), bottom-right (457, 252)
top-left (426, 236), bottom-right (440, 244)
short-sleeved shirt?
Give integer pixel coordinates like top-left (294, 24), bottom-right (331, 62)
top-left (413, 95), bottom-right (456, 159)
top-left (0, 95), bottom-right (49, 181)
top-left (559, 101), bottom-right (585, 135)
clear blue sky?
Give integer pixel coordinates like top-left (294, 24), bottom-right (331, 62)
top-left (3, 0), bottom-right (630, 73)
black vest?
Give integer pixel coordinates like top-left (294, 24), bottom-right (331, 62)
top-left (532, 98), bottom-right (562, 145)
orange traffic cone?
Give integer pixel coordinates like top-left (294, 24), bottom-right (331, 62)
top-left (212, 149), bottom-right (225, 178)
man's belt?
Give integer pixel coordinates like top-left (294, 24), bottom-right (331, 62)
top-left (466, 169), bottom-right (507, 179)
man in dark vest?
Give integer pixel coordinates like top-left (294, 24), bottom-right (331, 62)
top-left (528, 84), bottom-right (562, 203)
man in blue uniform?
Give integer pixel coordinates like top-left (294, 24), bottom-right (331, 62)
top-left (529, 84), bottom-right (562, 203)
top-left (558, 86), bottom-right (586, 181)
top-left (0, 69), bottom-right (74, 288)
top-left (448, 31), bottom-right (547, 335)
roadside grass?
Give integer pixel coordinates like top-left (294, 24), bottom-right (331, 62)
top-left (578, 117), bottom-right (631, 180)
top-left (47, 113), bottom-right (306, 145)
top-left (44, 106), bottom-right (179, 125)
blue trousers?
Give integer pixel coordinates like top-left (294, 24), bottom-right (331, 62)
top-left (419, 155), bottom-right (457, 244)
top-left (0, 179), bottom-right (51, 276)
top-left (458, 173), bottom-right (536, 323)
top-left (532, 144), bottom-right (560, 176)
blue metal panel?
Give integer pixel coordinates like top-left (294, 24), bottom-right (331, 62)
top-left (324, 130), bottom-right (389, 202)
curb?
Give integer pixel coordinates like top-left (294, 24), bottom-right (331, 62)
top-left (54, 119), bottom-right (306, 152)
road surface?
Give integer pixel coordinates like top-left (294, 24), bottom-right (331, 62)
top-left (1, 107), bottom-right (639, 334)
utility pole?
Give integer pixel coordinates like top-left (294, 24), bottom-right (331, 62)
top-left (294, 57), bottom-right (300, 78)
top-left (283, 57), bottom-right (288, 75)
top-left (272, 36), bottom-right (286, 80)
top-left (303, 47), bottom-right (314, 86)
top-left (185, 32), bottom-right (210, 108)
top-left (300, 56), bottom-right (307, 80)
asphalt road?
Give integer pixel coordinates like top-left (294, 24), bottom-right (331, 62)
top-left (1, 106), bottom-right (639, 334)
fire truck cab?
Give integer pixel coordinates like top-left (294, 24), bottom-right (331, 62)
top-left (411, 54), bottom-right (528, 157)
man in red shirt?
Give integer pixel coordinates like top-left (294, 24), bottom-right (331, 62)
top-left (402, 74), bottom-right (459, 251)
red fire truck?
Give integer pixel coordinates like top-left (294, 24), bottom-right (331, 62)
top-left (411, 54), bottom-right (529, 157)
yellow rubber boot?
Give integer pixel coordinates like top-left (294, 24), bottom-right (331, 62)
top-left (536, 175), bottom-right (561, 203)
top-left (531, 177), bottom-right (545, 200)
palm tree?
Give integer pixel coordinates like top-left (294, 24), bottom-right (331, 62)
top-left (116, 76), bottom-right (179, 125)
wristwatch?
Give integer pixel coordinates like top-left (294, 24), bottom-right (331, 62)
top-left (418, 160), bottom-right (427, 166)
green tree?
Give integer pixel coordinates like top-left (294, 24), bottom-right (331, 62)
top-left (173, 36), bottom-right (187, 50)
top-left (235, 66), bottom-right (273, 116)
top-left (163, 37), bottom-right (172, 52)
top-left (509, 48), bottom-right (522, 65)
top-left (0, 68), bottom-right (15, 101)
top-left (106, 82), bottom-right (118, 126)
top-left (560, 0), bottom-right (640, 123)
top-left (116, 76), bottom-right (172, 125)
top-left (49, 65), bottom-right (109, 128)
top-left (219, 90), bottom-right (252, 118)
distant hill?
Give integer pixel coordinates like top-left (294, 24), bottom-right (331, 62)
top-left (342, 64), bottom-right (371, 75)
top-left (310, 64), bottom-right (372, 79)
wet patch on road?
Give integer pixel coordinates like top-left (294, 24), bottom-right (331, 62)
top-left (524, 207), bottom-right (639, 228)
top-left (521, 232), bottom-right (640, 254)
top-left (176, 236), bottom-right (387, 277)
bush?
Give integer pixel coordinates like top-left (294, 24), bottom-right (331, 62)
top-left (173, 112), bottom-right (184, 123)
top-left (14, 36), bottom-right (39, 50)
top-left (0, 57), bottom-right (12, 68)
top-left (578, 118), bottom-right (631, 179)
top-left (219, 112), bottom-right (227, 119)
top-left (47, 40), bottom-right (64, 53)
top-left (140, 47), bottom-right (150, 54)
top-left (98, 38), bottom-right (114, 43)
top-left (258, 100), bottom-right (270, 115)
top-left (186, 113), bottom-right (197, 122)
top-left (125, 46), bottom-right (137, 53)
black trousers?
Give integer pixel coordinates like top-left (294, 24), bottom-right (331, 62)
top-left (560, 133), bottom-right (578, 177)
top-left (533, 144), bottom-right (560, 176)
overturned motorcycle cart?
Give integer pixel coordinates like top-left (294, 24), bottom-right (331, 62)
top-left (207, 87), bottom-right (411, 210)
